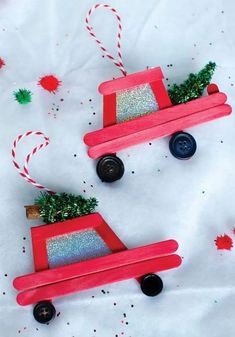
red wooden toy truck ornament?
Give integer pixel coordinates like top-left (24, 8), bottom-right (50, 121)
top-left (84, 5), bottom-right (232, 182)
top-left (13, 213), bottom-right (182, 324)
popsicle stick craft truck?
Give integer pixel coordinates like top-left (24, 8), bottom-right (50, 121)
top-left (84, 67), bottom-right (232, 182)
top-left (13, 213), bottom-right (182, 324)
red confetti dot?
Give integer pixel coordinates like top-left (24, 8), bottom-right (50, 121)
top-left (38, 75), bottom-right (61, 93)
top-left (0, 58), bottom-right (5, 69)
top-left (215, 234), bottom-right (233, 250)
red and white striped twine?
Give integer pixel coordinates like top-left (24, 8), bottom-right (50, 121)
top-left (86, 3), bottom-right (127, 76)
top-left (12, 131), bottom-right (55, 194)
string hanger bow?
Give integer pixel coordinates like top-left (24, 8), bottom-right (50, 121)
top-left (12, 131), bottom-right (55, 194)
top-left (86, 3), bottom-right (127, 76)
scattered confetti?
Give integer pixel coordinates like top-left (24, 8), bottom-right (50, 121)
top-left (215, 234), bottom-right (233, 250)
top-left (38, 75), bottom-right (61, 93)
top-left (14, 89), bottom-right (32, 104)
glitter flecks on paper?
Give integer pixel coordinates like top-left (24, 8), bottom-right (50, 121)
top-left (46, 229), bottom-right (111, 268)
top-left (116, 83), bottom-right (159, 123)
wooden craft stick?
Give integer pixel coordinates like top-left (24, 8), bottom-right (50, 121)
top-left (84, 92), bottom-right (227, 147)
top-left (24, 205), bottom-right (40, 220)
top-left (17, 254), bottom-right (182, 306)
top-left (14, 240), bottom-right (178, 291)
top-left (88, 104), bottom-right (231, 159)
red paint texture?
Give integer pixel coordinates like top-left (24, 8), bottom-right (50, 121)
top-left (0, 58), bottom-right (5, 69)
top-left (215, 234), bottom-right (233, 250)
top-left (38, 75), bottom-right (61, 93)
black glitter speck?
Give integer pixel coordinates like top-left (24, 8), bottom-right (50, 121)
top-left (101, 289), bottom-right (106, 294)
top-left (74, 154), bottom-right (77, 157)
top-left (60, 98), bottom-right (64, 102)
top-left (89, 122), bottom-right (92, 125)
top-left (113, 302), bottom-right (117, 306)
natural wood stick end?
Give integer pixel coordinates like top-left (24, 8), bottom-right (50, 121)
top-left (24, 205), bottom-right (41, 220)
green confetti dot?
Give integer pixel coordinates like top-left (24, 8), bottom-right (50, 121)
top-left (14, 89), bottom-right (32, 104)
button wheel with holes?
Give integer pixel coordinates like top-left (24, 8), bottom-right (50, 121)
top-left (96, 154), bottom-right (124, 182)
top-left (169, 132), bottom-right (197, 159)
top-left (33, 301), bottom-right (56, 324)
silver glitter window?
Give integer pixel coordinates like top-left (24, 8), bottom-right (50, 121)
top-left (46, 229), bottom-right (111, 268)
top-left (116, 83), bottom-right (159, 123)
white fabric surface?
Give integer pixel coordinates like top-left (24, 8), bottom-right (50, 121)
top-left (0, 0), bottom-right (235, 336)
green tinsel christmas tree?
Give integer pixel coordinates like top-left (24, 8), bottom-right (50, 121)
top-left (168, 62), bottom-right (216, 105)
top-left (14, 89), bottom-right (32, 104)
top-left (35, 192), bottom-right (98, 224)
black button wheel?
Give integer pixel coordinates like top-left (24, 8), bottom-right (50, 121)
top-left (141, 274), bottom-right (163, 297)
top-left (96, 155), bottom-right (124, 182)
top-left (169, 132), bottom-right (197, 159)
top-left (33, 301), bottom-right (56, 324)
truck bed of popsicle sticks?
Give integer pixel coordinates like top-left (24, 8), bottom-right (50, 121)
top-left (84, 67), bottom-right (232, 182)
top-left (13, 213), bottom-right (182, 323)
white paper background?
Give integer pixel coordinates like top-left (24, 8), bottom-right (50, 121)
top-left (0, 0), bottom-right (235, 336)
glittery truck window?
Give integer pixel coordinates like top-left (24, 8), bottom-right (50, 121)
top-left (116, 83), bottom-right (159, 123)
top-left (46, 230), bottom-right (112, 268)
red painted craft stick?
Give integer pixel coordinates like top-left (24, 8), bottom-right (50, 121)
top-left (98, 67), bottom-right (164, 95)
top-left (17, 254), bottom-right (182, 306)
top-left (88, 104), bottom-right (231, 159)
top-left (14, 240), bottom-right (178, 291)
top-left (84, 92), bottom-right (227, 147)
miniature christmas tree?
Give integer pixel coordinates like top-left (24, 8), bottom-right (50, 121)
top-left (168, 62), bottom-right (216, 105)
top-left (14, 89), bottom-right (32, 104)
top-left (34, 192), bottom-right (98, 224)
